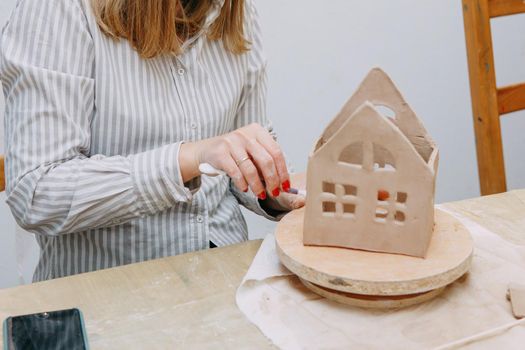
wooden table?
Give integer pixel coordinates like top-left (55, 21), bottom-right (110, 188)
top-left (0, 240), bottom-right (272, 349)
top-left (1, 189), bottom-right (525, 349)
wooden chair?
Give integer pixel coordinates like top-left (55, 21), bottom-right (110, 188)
top-left (462, 0), bottom-right (525, 195)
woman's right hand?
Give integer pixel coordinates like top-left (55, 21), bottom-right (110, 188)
top-left (179, 123), bottom-right (291, 199)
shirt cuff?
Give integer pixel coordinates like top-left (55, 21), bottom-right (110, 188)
top-left (131, 142), bottom-right (201, 215)
top-left (230, 183), bottom-right (286, 221)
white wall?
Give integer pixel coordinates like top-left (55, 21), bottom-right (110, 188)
top-left (1, 0), bottom-right (524, 288)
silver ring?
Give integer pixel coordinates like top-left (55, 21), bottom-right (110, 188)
top-left (235, 156), bottom-right (250, 166)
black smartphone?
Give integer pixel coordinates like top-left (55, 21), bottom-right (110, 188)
top-left (3, 308), bottom-right (89, 350)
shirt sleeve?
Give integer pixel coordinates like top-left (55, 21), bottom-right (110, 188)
top-left (230, 0), bottom-right (285, 221)
top-left (0, 0), bottom-right (199, 236)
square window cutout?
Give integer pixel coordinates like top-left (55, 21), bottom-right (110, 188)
top-left (343, 203), bottom-right (356, 214)
top-left (344, 184), bottom-right (357, 196)
top-left (377, 190), bottom-right (390, 201)
top-left (323, 201), bottom-right (336, 213)
top-left (375, 207), bottom-right (388, 219)
top-left (396, 192), bottom-right (407, 203)
top-left (395, 211), bottom-right (406, 222)
top-left (322, 182), bottom-right (336, 194)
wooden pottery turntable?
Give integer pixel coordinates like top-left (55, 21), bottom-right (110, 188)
top-left (275, 207), bottom-right (473, 309)
top-left (277, 69), bottom-right (473, 308)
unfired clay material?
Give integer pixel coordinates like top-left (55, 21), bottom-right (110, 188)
top-left (303, 68), bottom-right (439, 257)
top-left (507, 283), bottom-right (525, 319)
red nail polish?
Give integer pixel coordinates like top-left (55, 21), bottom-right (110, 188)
top-left (282, 180), bottom-right (290, 192)
top-left (243, 187), bottom-right (248, 193)
top-left (258, 191), bottom-right (267, 200)
top-left (272, 187), bottom-right (280, 197)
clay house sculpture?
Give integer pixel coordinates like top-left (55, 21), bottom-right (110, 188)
top-left (303, 68), bottom-right (439, 258)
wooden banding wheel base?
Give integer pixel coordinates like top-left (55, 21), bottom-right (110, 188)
top-left (275, 208), bottom-right (473, 309)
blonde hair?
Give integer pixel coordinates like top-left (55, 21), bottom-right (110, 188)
top-left (91, 0), bottom-right (249, 58)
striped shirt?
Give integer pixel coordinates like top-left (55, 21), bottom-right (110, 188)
top-left (0, 0), bottom-right (277, 281)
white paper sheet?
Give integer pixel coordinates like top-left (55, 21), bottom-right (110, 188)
top-left (236, 209), bottom-right (525, 349)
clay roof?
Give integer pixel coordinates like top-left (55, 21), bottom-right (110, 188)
top-left (313, 68), bottom-right (436, 164)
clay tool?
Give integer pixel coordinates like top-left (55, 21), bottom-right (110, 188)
top-left (507, 283), bottom-right (525, 319)
top-left (289, 188), bottom-right (307, 196)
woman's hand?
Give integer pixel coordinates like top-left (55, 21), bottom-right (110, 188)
top-left (179, 123), bottom-right (293, 200)
top-left (261, 190), bottom-right (306, 212)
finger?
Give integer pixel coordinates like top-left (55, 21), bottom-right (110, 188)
top-left (256, 130), bottom-right (290, 192)
top-left (230, 148), bottom-right (266, 199)
top-left (246, 139), bottom-right (281, 197)
top-left (218, 156), bottom-right (248, 192)
top-left (240, 159), bottom-right (267, 199)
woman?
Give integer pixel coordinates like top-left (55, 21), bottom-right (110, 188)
top-left (0, 0), bottom-right (304, 281)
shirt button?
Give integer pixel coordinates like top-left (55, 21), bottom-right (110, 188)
top-left (177, 68), bottom-right (185, 76)
top-left (190, 122), bottom-right (197, 129)
top-left (196, 215), bottom-right (204, 223)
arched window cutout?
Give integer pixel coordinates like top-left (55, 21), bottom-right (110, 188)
top-left (374, 104), bottom-right (396, 121)
top-left (339, 142), bottom-right (363, 166)
top-left (373, 143), bottom-right (396, 171)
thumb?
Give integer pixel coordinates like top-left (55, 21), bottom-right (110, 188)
top-left (278, 192), bottom-right (305, 210)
